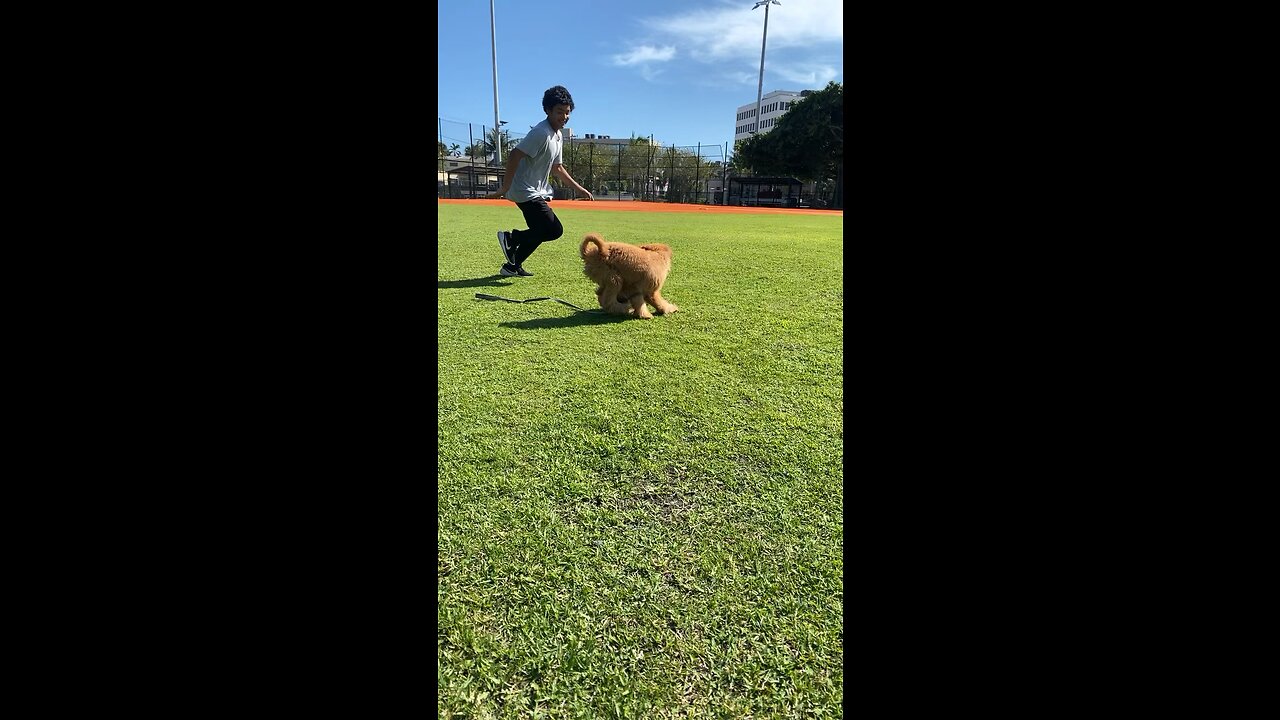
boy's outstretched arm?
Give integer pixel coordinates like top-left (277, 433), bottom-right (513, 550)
top-left (551, 164), bottom-right (594, 201)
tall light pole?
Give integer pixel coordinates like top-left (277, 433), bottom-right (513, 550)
top-left (490, 0), bottom-right (502, 164)
top-left (752, 0), bottom-right (780, 134)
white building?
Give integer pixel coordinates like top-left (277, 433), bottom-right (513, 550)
top-left (733, 89), bottom-right (813, 143)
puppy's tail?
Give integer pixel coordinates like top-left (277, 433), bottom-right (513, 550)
top-left (580, 233), bottom-right (607, 260)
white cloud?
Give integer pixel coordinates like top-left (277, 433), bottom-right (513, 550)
top-left (640, 66), bottom-right (667, 82)
top-left (609, 1), bottom-right (841, 86)
top-left (773, 64), bottom-right (840, 86)
top-left (641, 0), bottom-right (843, 63)
top-left (611, 45), bottom-right (677, 66)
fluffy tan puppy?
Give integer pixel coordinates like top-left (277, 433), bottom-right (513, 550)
top-left (579, 233), bottom-right (679, 319)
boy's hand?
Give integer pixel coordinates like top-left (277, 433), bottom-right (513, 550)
top-left (487, 189), bottom-right (508, 200)
top-left (579, 191), bottom-right (594, 201)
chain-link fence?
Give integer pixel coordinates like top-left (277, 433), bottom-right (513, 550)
top-left (562, 136), bottom-right (729, 205)
top-left (438, 117), bottom-right (836, 207)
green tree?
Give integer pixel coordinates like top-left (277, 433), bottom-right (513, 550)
top-left (727, 145), bottom-right (753, 177)
top-left (482, 129), bottom-right (518, 163)
top-left (629, 136), bottom-right (676, 199)
top-left (653, 145), bottom-right (719, 202)
top-left (734, 81), bottom-right (843, 207)
top-left (561, 140), bottom-right (624, 197)
top-left (599, 136), bottom-right (657, 197)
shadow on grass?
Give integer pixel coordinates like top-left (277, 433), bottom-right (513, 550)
top-left (499, 312), bottom-right (626, 330)
top-left (437, 276), bottom-right (513, 289)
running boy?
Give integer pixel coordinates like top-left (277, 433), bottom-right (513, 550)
top-left (488, 85), bottom-right (593, 277)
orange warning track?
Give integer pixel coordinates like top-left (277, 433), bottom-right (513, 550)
top-left (438, 199), bottom-right (842, 216)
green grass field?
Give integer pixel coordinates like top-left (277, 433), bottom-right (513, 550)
top-left (438, 203), bottom-right (844, 718)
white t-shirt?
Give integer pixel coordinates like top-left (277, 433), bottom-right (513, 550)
top-left (507, 119), bottom-right (562, 203)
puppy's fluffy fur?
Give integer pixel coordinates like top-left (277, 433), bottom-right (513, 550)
top-left (579, 233), bottom-right (679, 319)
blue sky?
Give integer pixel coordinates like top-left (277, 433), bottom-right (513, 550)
top-left (437, 0), bottom-right (843, 153)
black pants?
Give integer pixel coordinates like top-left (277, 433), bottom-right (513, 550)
top-left (509, 198), bottom-right (564, 266)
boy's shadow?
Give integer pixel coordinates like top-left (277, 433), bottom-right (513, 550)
top-left (437, 276), bottom-right (512, 289)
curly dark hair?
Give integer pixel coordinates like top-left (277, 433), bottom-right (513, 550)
top-left (542, 85), bottom-right (575, 112)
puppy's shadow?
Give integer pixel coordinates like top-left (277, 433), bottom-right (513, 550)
top-left (500, 312), bottom-right (627, 330)
top-left (438, 276), bottom-right (512, 289)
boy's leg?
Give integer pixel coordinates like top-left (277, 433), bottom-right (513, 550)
top-left (509, 199), bottom-right (564, 267)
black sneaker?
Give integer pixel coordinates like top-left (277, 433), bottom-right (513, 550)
top-left (497, 231), bottom-right (515, 264)
top-left (500, 263), bottom-right (534, 277)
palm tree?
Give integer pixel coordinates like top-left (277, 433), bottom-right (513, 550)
top-left (482, 129), bottom-right (518, 165)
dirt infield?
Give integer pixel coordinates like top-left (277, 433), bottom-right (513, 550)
top-left (438, 199), bottom-right (842, 216)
